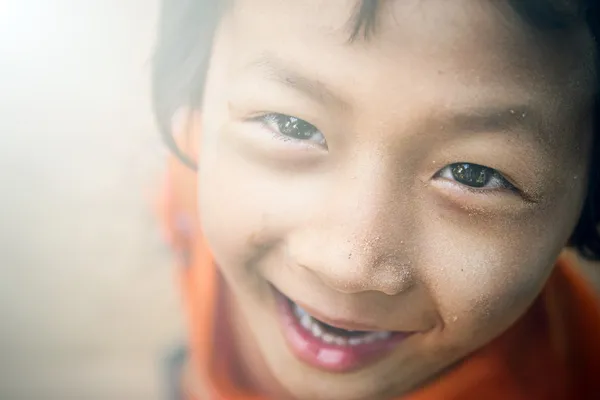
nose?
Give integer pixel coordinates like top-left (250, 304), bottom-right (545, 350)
top-left (287, 168), bottom-right (419, 296)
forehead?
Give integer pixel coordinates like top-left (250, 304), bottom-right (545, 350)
top-left (222, 0), bottom-right (595, 119)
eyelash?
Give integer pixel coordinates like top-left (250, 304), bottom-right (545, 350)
top-left (253, 113), bottom-right (520, 195)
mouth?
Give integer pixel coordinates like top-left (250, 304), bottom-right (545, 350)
top-left (274, 288), bottom-right (412, 373)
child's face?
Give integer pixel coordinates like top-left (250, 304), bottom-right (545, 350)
top-left (191, 0), bottom-right (595, 398)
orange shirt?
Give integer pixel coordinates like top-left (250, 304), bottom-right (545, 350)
top-left (160, 158), bottom-right (600, 400)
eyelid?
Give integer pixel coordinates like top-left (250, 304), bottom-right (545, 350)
top-left (434, 175), bottom-right (517, 201)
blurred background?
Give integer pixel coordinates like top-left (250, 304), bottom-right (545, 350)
top-left (0, 1), bottom-right (598, 399)
top-left (0, 1), bottom-right (183, 398)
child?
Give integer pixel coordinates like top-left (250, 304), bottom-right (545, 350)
top-left (153, 1), bottom-right (600, 399)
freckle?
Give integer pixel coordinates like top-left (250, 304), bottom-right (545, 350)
top-left (348, 252), bottom-right (352, 259)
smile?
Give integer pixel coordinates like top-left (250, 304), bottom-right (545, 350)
top-left (293, 301), bottom-right (393, 346)
top-left (274, 288), bottom-right (412, 373)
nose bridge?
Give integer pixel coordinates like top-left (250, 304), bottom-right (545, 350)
top-left (301, 162), bottom-right (417, 296)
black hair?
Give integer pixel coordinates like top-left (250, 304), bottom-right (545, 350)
top-left (152, 0), bottom-right (600, 260)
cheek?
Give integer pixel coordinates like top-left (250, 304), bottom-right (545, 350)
top-left (197, 129), bottom-right (318, 283)
top-left (197, 154), bottom-right (270, 276)
top-left (418, 204), bottom-right (572, 343)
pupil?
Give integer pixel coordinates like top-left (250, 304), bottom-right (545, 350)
top-left (451, 163), bottom-right (490, 188)
top-left (279, 116), bottom-right (316, 139)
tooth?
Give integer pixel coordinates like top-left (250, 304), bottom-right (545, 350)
top-left (321, 333), bottom-right (335, 344)
top-left (363, 333), bottom-right (377, 343)
top-left (376, 331), bottom-right (391, 340)
top-left (311, 322), bottom-right (323, 337)
top-left (333, 337), bottom-right (347, 346)
top-left (293, 304), bottom-right (302, 318)
top-left (300, 314), bottom-right (312, 330)
top-left (295, 304), bottom-right (308, 318)
top-left (348, 337), bottom-right (363, 346)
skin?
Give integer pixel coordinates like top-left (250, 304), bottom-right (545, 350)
top-left (178, 0), bottom-right (596, 399)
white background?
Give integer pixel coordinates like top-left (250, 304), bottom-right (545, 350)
top-left (0, 1), bottom-right (182, 398)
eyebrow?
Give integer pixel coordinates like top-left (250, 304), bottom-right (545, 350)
top-left (245, 54), bottom-right (350, 110)
top-left (245, 55), bottom-right (542, 139)
top-left (438, 104), bottom-right (541, 137)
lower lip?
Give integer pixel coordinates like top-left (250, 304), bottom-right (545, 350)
top-left (275, 291), bottom-right (411, 373)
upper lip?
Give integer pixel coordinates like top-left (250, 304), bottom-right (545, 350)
top-left (284, 294), bottom-right (403, 333)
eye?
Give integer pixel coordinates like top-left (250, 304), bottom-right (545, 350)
top-left (437, 163), bottom-right (514, 190)
top-left (259, 113), bottom-right (327, 147)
